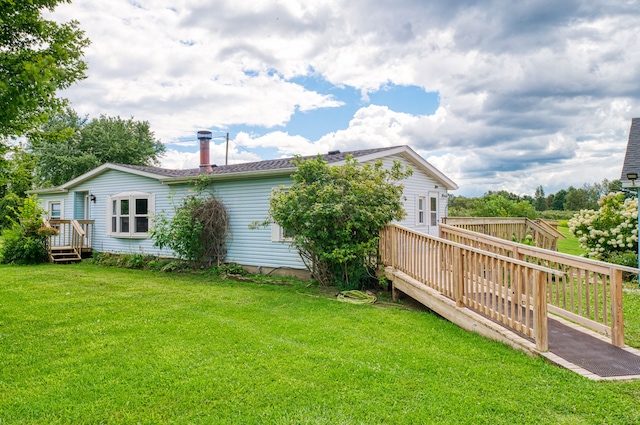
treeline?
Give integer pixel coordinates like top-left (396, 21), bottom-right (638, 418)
top-left (449, 179), bottom-right (627, 220)
top-left (0, 108), bottom-right (165, 229)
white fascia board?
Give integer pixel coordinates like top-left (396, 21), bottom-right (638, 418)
top-left (60, 163), bottom-right (168, 189)
top-left (330, 146), bottom-right (459, 191)
top-left (27, 187), bottom-right (68, 195)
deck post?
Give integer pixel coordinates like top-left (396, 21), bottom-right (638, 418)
top-left (533, 270), bottom-right (548, 352)
top-left (454, 246), bottom-right (464, 307)
top-left (610, 268), bottom-right (625, 348)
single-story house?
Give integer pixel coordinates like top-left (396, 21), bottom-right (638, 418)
top-left (30, 133), bottom-right (458, 273)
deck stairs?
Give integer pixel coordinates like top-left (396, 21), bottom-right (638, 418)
top-left (49, 246), bottom-right (82, 263)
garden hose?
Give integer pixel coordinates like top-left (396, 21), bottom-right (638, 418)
top-left (336, 290), bottom-right (377, 305)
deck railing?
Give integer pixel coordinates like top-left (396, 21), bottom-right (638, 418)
top-left (380, 224), bottom-right (562, 351)
top-left (439, 223), bottom-right (636, 347)
top-left (44, 219), bottom-right (94, 256)
top-left (442, 217), bottom-right (563, 250)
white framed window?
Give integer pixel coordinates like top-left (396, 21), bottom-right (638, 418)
top-left (271, 223), bottom-right (294, 242)
top-left (49, 201), bottom-right (62, 219)
top-left (416, 196), bottom-right (426, 225)
top-left (107, 192), bottom-right (154, 238)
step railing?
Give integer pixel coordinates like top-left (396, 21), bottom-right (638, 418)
top-left (439, 223), bottom-right (637, 347)
top-left (380, 224), bottom-right (562, 351)
top-left (442, 217), bottom-right (563, 250)
top-left (43, 219), bottom-right (94, 259)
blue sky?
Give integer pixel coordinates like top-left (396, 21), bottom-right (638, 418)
top-left (50, 0), bottom-right (640, 196)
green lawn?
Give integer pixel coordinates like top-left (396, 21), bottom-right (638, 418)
top-left (1, 264), bottom-right (640, 424)
top-left (556, 224), bottom-right (587, 256)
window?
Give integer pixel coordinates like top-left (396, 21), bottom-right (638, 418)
top-left (417, 196), bottom-right (426, 225)
top-left (108, 192), bottom-right (154, 238)
top-left (430, 196), bottom-right (438, 226)
top-left (50, 202), bottom-right (61, 219)
top-left (271, 223), bottom-right (294, 242)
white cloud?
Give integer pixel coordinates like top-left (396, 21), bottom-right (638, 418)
top-left (47, 0), bottom-right (640, 198)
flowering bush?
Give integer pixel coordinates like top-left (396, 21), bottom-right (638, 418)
top-left (568, 192), bottom-right (638, 260)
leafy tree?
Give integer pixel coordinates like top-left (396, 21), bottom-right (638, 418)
top-left (448, 195), bottom-right (475, 217)
top-left (551, 189), bottom-right (567, 210)
top-left (28, 109), bottom-right (165, 186)
top-left (0, 145), bottom-right (36, 229)
top-left (267, 155), bottom-right (411, 289)
top-left (534, 185), bottom-right (546, 211)
top-left (472, 193), bottom-right (537, 219)
top-left (564, 186), bottom-right (591, 211)
top-left (0, 0), bottom-right (89, 139)
top-left (0, 195), bottom-right (55, 264)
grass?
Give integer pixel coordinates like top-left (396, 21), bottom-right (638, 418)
top-left (1, 264), bottom-right (640, 424)
top-left (556, 222), bottom-right (587, 257)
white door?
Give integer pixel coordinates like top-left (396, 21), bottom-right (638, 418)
top-left (428, 192), bottom-right (439, 236)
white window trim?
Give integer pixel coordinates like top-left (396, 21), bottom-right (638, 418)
top-left (271, 222), bottom-right (294, 242)
top-left (47, 200), bottom-right (64, 220)
top-left (416, 195), bottom-right (426, 226)
top-left (429, 193), bottom-right (439, 227)
top-left (107, 191), bottom-right (155, 239)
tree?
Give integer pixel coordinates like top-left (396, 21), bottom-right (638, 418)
top-left (267, 155), bottom-right (411, 289)
top-left (0, 0), bottom-right (89, 139)
top-left (551, 189), bottom-right (567, 210)
top-left (28, 109), bottom-right (165, 186)
top-left (564, 186), bottom-right (590, 211)
top-left (0, 145), bottom-right (36, 229)
top-left (472, 193), bottom-right (537, 218)
top-left (534, 185), bottom-right (546, 211)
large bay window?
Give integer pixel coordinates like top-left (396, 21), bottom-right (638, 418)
top-left (107, 192), bottom-right (154, 238)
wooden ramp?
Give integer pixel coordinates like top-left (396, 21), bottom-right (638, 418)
top-left (380, 224), bottom-right (640, 380)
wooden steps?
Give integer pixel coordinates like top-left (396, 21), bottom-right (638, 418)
top-left (49, 246), bottom-right (82, 263)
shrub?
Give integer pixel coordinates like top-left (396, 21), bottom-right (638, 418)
top-left (568, 192), bottom-right (638, 261)
top-left (0, 196), bottom-right (50, 264)
top-left (266, 155), bottom-right (411, 290)
top-left (152, 183), bottom-right (229, 270)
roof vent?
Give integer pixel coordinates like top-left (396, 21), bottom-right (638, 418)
top-left (328, 150), bottom-right (340, 155)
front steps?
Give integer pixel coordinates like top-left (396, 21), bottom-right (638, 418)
top-left (49, 246), bottom-right (82, 263)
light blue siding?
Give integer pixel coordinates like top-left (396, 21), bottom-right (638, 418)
top-left (34, 153), bottom-right (448, 270)
top-left (210, 176), bottom-right (302, 269)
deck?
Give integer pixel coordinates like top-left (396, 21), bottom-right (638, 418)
top-left (380, 223), bottom-right (640, 380)
top-left (44, 219), bottom-right (94, 263)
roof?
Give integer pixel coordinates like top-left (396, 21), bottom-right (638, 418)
top-left (621, 118), bottom-right (640, 187)
top-left (29, 145), bottom-right (458, 193)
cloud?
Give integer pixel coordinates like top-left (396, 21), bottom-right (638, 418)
top-left (47, 0), bottom-right (640, 197)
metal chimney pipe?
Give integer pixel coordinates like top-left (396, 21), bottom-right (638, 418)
top-left (197, 130), bottom-right (213, 172)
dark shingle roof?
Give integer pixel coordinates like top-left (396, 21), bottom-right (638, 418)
top-left (621, 118), bottom-right (640, 181)
top-left (116, 146), bottom-right (402, 179)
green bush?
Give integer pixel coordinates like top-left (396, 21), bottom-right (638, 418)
top-left (152, 185), bottom-right (229, 270)
top-left (0, 196), bottom-right (50, 264)
top-left (267, 155), bottom-right (411, 290)
top-left (568, 192), bottom-right (637, 261)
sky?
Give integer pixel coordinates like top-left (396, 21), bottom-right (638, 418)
top-left (47, 0), bottom-right (640, 197)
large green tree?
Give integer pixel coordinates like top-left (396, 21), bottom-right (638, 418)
top-left (267, 155), bottom-right (411, 289)
top-left (28, 108), bottom-right (166, 186)
top-left (0, 0), bottom-right (89, 139)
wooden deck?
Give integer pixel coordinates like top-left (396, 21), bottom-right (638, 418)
top-left (380, 223), bottom-right (640, 379)
top-left (44, 219), bottom-right (94, 263)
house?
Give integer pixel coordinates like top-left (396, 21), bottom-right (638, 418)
top-left (621, 117), bottom-right (640, 187)
top-left (30, 132), bottom-right (458, 274)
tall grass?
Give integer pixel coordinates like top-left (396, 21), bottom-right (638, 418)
top-left (1, 263), bottom-right (639, 424)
